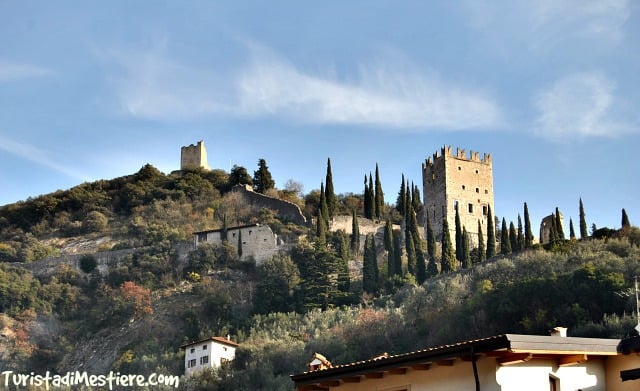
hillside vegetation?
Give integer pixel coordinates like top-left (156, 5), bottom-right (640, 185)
top-left (0, 164), bottom-right (639, 390)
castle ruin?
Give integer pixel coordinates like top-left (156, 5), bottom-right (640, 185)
top-left (422, 146), bottom-right (495, 248)
top-left (181, 141), bottom-right (210, 170)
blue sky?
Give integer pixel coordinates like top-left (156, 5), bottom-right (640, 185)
top-left (1, 1), bottom-right (638, 233)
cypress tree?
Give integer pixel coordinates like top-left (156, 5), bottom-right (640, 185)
top-left (622, 208), bottom-right (631, 228)
top-left (363, 175), bottom-right (371, 219)
top-left (524, 202), bottom-right (534, 248)
top-left (486, 206), bottom-right (496, 259)
top-left (237, 230), bottom-right (243, 258)
top-left (579, 198), bottom-right (588, 239)
top-left (569, 218), bottom-right (576, 240)
top-left (455, 204), bottom-right (463, 261)
top-left (549, 213), bottom-right (558, 245)
top-left (334, 230), bottom-right (350, 293)
top-left (393, 230), bottom-right (402, 276)
top-left (350, 210), bottom-right (360, 255)
top-left (316, 209), bottom-right (326, 245)
top-left (406, 233), bottom-right (417, 276)
top-left (319, 182), bottom-right (329, 229)
top-left (221, 214), bottom-right (228, 242)
top-left (370, 234), bottom-right (378, 289)
top-left (362, 235), bottom-right (375, 293)
top-left (509, 221), bottom-right (518, 252)
top-left (426, 213), bottom-right (436, 259)
top-left (387, 230), bottom-right (395, 277)
top-left (517, 214), bottom-right (525, 251)
top-left (252, 158), bottom-right (275, 193)
top-left (427, 256), bottom-right (439, 277)
top-left (555, 207), bottom-right (565, 240)
top-left (396, 174), bottom-right (406, 217)
top-left (500, 218), bottom-right (511, 254)
top-left (441, 218), bottom-right (456, 273)
top-left (461, 227), bottom-right (472, 268)
top-left (404, 182), bottom-right (411, 219)
top-left (325, 158), bottom-right (336, 219)
top-left (412, 183), bottom-right (422, 212)
top-left (384, 219), bottom-right (393, 252)
top-left (477, 220), bottom-right (486, 263)
top-left (416, 235), bottom-right (427, 284)
top-left (374, 163), bottom-right (384, 219)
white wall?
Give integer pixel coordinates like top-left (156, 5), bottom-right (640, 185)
top-left (184, 340), bottom-right (236, 377)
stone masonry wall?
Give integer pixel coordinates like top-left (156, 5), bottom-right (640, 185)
top-left (230, 185), bottom-right (307, 226)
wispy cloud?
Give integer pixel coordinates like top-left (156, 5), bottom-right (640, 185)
top-left (0, 137), bottom-right (90, 181)
top-left (0, 60), bottom-right (52, 82)
top-left (102, 41), bottom-right (504, 130)
top-left (533, 72), bottom-right (634, 141)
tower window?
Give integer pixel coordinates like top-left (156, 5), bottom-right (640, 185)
top-left (458, 166), bottom-right (462, 170)
top-left (483, 206), bottom-right (488, 215)
top-left (468, 204), bottom-right (473, 213)
top-left (476, 188), bottom-right (479, 193)
top-left (462, 185), bottom-right (466, 190)
top-left (485, 189), bottom-right (488, 194)
top-left (475, 170), bottom-right (479, 174)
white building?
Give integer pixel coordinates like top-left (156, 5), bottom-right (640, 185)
top-left (292, 331), bottom-right (640, 391)
top-left (181, 336), bottom-right (238, 377)
top-left (193, 223), bottom-right (281, 264)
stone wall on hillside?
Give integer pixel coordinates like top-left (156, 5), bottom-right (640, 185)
top-left (231, 185), bottom-right (306, 225)
top-left (18, 242), bottom-right (193, 277)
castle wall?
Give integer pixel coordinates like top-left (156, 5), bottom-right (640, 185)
top-left (194, 224), bottom-right (280, 264)
top-left (181, 141), bottom-right (210, 170)
top-left (422, 146), bottom-right (495, 249)
top-left (539, 212), bottom-right (564, 244)
top-left (230, 185), bottom-right (307, 226)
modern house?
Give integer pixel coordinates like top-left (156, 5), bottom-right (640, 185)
top-left (291, 330), bottom-right (640, 391)
top-left (181, 336), bottom-right (238, 377)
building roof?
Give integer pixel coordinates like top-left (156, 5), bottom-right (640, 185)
top-left (180, 336), bottom-right (239, 349)
top-left (192, 223), bottom-right (260, 235)
top-left (290, 333), bottom-right (620, 389)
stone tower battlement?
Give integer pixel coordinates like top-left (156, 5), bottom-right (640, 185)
top-left (181, 140), bottom-right (210, 171)
top-left (422, 146), bottom-right (495, 250)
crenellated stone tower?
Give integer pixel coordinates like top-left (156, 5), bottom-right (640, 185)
top-left (422, 146), bottom-right (494, 249)
top-left (181, 140), bottom-right (210, 170)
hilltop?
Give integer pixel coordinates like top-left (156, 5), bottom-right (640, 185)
top-left (0, 164), bottom-right (639, 390)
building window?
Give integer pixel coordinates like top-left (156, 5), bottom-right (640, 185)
top-left (454, 200), bottom-right (459, 210)
top-left (485, 189), bottom-right (488, 194)
top-left (549, 376), bottom-right (558, 391)
top-left (203, 345), bottom-right (207, 350)
top-left (468, 203), bottom-right (473, 213)
top-left (462, 185), bottom-right (466, 190)
top-left (232, 233), bottom-right (236, 238)
top-left (190, 348), bottom-right (195, 354)
top-left (198, 233), bottom-right (207, 242)
top-left (200, 356), bottom-right (209, 365)
top-left (476, 188), bottom-right (479, 193)
top-left (475, 170), bottom-right (479, 174)
top-left (249, 230), bottom-right (252, 235)
top-left (483, 205), bottom-right (488, 215)
top-left (458, 166), bottom-right (461, 170)
top-left (223, 347), bottom-right (228, 352)
top-left (188, 359), bottom-right (196, 368)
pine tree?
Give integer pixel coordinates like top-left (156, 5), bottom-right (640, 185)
top-left (569, 218), bottom-right (576, 240)
top-left (500, 218), bottom-right (511, 254)
top-left (455, 204), bottom-right (463, 262)
top-left (396, 174), bottom-right (406, 217)
top-left (252, 158), bottom-right (275, 193)
top-left (350, 210), bottom-right (360, 255)
top-left (524, 202), bottom-right (534, 248)
top-left (441, 218), bottom-right (456, 273)
top-left (555, 207), bottom-right (565, 240)
top-left (416, 236), bottom-right (427, 284)
top-left (509, 221), bottom-right (518, 252)
top-left (477, 220), bottom-right (486, 263)
top-left (579, 198), bottom-right (588, 239)
top-left (325, 158), bottom-right (336, 219)
top-left (393, 230), bottom-right (402, 276)
top-left (426, 213), bottom-right (436, 259)
top-left (486, 206), bottom-right (496, 259)
top-left (622, 208), bottom-right (631, 228)
top-left (517, 214), bottom-right (525, 251)
top-left (374, 163), bottom-right (384, 219)
top-left (461, 227), bottom-right (472, 268)
top-left (406, 233), bottom-right (417, 276)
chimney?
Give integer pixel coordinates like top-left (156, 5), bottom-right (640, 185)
top-left (550, 327), bottom-right (567, 337)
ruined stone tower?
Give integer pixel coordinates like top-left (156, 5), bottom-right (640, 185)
top-left (181, 140), bottom-right (210, 170)
top-left (422, 146), bottom-right (494, 248)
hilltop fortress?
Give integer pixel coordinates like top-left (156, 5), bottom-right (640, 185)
top-left (422, 146), bottom-right (495, 248)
